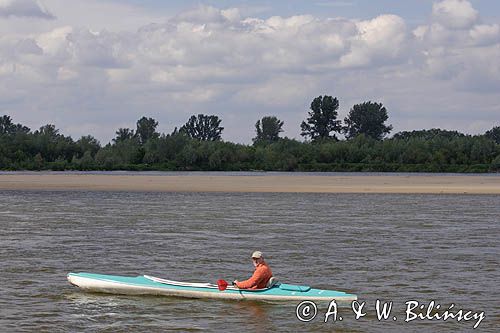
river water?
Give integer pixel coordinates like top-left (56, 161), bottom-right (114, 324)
top-left (1, 190), bottom-right (499, 332)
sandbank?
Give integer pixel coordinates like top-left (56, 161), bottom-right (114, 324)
top-left (0, 173), bottom-right (499, 194)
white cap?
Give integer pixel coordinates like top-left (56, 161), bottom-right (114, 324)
top-left (251, 251), bottom-right (263, 259)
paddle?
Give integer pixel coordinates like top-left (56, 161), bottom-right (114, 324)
top-left (217, 279), bottom-right (228, 291)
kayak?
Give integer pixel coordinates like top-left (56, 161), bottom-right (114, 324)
top-left (67, 272), bottom-right (357, 303)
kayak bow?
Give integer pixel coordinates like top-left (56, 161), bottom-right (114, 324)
top-left (67, 272), bottom-right (356, 303)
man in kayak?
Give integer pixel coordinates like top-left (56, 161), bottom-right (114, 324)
top-left (233, 251), bottom-right (273, 289)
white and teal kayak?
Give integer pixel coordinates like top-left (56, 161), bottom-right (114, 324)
top-left (67, 272), bottom-right (356, 303)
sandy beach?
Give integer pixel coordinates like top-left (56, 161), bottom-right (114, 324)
top-left (0, 173), bottom-right (499, 194)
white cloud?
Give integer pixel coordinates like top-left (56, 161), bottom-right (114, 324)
top-left (221, 8), bottom-right (240, 22)
top-left (0, 1), bottom-right (498, 143)
top-left (432, 0), bottom-right (478, 29)
top-left (66, 29), bottom-right (131, 68)
top-left (340, 15), bottom-right (408, 68)
top-left (0, 0), bottom-right (54, 19)
top-left (469, 24), bottom-right (500, 46)
top-left (35, 25), bottom-right (71, 55)
top-left (414, 0), bottom-right (500, 95)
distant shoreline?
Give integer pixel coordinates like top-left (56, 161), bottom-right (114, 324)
top-left (0, 173), bottom-right (499, 194)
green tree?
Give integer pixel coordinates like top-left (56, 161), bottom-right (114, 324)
top-left (344, 101), bottom-right (393, 140)
top-left (491, 154), bottom-right (500, 171)
top-left (113, 128), bottom-right (135, 143)
top-left (136, 117), bottom-right (159, 144)
top-left (72, 151), bottom-right (95, 170)
top-left (110, 139), bottom-right (144, 165)
top-left (180, 114), bottom-right (223, 141)
top-left (253, 116), bottom-right (284, 144)
top-left (485, 126), bottom-right (500, 144)
top-left (0, 115), bottom-right (14, 135)
top-left (36, 124), bottom-right (59, 137)
top-left (300, 95), bottom-right (342, 141)
top-left (33, 124), bottom-right (75, 162)
top-left (0, 115), bottom-right (30, 135)
top-left (95, 144), bottom-right (119, 169)
top-left (393, 129), bottom-right (465, 140)
top-left (76, 135), bottom-right (100, 157)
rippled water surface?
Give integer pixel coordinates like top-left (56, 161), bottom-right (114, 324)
top-left (1, 191), bottom-right (499, 332)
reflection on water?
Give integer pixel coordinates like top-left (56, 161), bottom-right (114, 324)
top-left (0, 191), bottom-right (499, 332)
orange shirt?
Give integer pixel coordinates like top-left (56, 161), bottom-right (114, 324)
top-left (236, 262), bottom-right (273, 289)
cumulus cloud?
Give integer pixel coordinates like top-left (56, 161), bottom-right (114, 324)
top-left (0, 0), bottom-right (54, 19)
top-left (432, 0), bottom-right (478, 29)
top-left (414, 0), bottom-right (500, 93)
top-left (340, 15), bottom-right (408, 68)
top-left (1, 4), bottom-right (414, 83)
top-left (35, 25), bottom-right (71, 55)
top-left (67, 29), bottom-right (131, 68)
top-left (469, 24), bottom-right (500, 46)
top-left (0, 0), bottom-right (498, 142)
top-left (131, 10), bottom-right (410, 79)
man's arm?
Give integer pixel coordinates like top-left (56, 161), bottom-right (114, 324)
top-left (235, 267), bottom-right (265, 289)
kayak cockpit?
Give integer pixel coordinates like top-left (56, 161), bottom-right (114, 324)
top-left (144, 275), bottom-right (273, 291)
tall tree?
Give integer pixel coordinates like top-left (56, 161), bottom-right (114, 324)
top-left (136, 116), bottom-right (159, 144)
top-left (33, 124), bottom-right (75, 162)
top-left (253, 116), bottom-right (284, 144)
top-left (180, 114), bottom-right (223, 141)
top-left (76, 135), bottom-right (101, 157)
top-left (300, 95), bottom-right (342, 141)
top-left (343, 101), bottom-right (393, 140)
top-left (0, 115), bottom-right (30, 135)
top-left (36, 124), bottom-right (60, 137)
top-left (485, 126), bottom-right (500, 144)
top-left (0, 115), bottom-right (15, 135)
top-left (113, 128), bottom-right (135, 143)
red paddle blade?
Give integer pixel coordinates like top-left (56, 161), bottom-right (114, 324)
top-left (217, 279), bottom-right (228, 291)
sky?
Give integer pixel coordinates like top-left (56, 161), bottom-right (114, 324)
top-left (0, 0), bottom-right (499, 144)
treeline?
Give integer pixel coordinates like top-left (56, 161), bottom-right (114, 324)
top-left (1, 96), bottom-right (499, 172)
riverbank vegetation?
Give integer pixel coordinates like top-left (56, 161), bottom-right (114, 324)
top-left (1, 96), bottom-right (499, 172)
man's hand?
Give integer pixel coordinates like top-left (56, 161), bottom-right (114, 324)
top-left (232, 280), bottom-right (239, 286)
